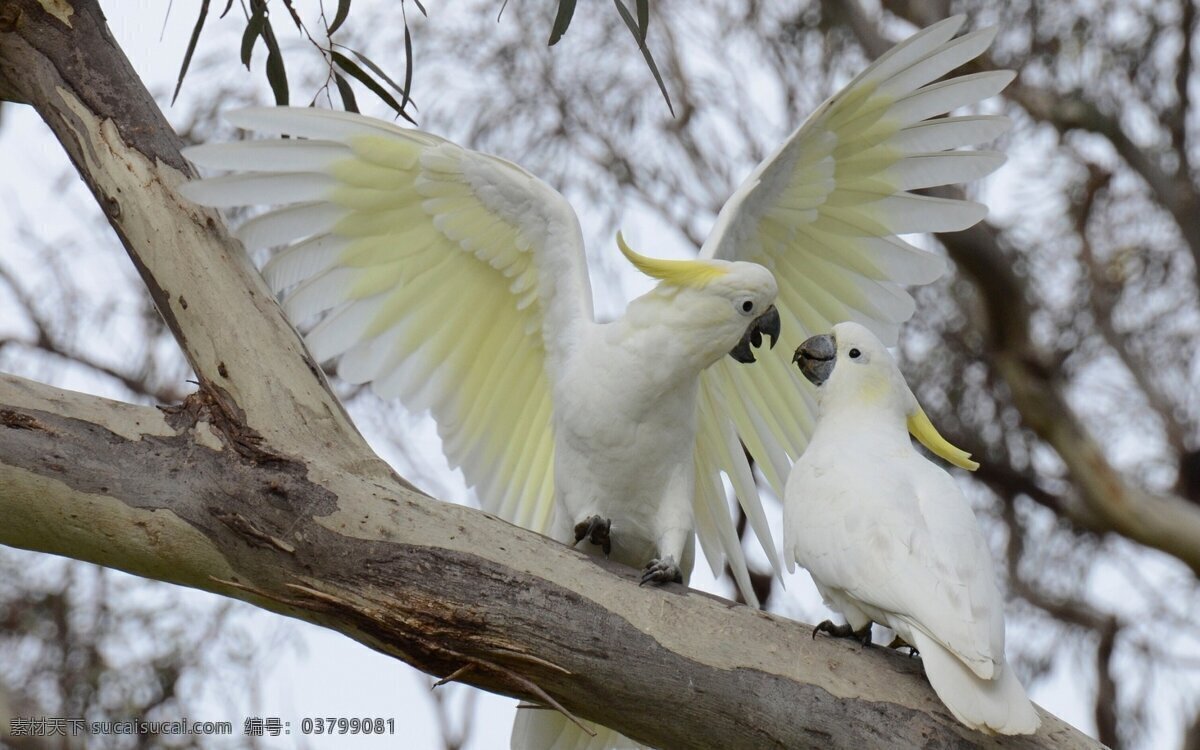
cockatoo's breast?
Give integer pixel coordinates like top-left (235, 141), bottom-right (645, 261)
top-left (548, 321), bottom-right (700, 560)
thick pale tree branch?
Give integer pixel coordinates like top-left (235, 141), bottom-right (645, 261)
top-left (0, 373), bottom-right (1099, 750)
top-left (3, 355), bottom-right (1094, 748)
top-left (0, 1), bottom-right (1103, 747)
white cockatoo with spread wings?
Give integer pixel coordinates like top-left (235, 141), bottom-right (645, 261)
top-left (181, 16), bottom-right (1012, 750)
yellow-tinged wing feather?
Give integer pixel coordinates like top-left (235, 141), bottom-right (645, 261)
top-left (695, 18), bottom-right (1009, 545)
top-left (181, 107), bottom-right (594, 535)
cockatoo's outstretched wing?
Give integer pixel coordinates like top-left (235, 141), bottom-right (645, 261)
top-left (181, 107), bottom-right (594, 535)
top-left (692, 17), bottom-right (1012, 578)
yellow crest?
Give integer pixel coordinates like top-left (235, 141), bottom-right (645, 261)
top-left (907, 408), bottom-right (980, 471)
top-left (617, 232), bottom-right (727, 289)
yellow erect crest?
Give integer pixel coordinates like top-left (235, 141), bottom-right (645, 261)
top-left (907, 407), bottom-right (980, 471)
top-left (616, 231), bottom-right (728, 289)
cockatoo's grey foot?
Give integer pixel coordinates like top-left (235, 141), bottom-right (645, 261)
top-left (573, 515), bottom-right (612, 556)
top-left (639, 556), bottom-right (683, 586)
top-left (886, 635), bottom-right (919, 657)
top-left (812, 620), bottom-right (873, 647)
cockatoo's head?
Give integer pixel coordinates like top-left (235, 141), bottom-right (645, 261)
top-left (792, 321), bottom-right (979, 470)
top-left (617, 233), bottom-right (780, 365)
top-left (792, 321), bottom-right (898, 396)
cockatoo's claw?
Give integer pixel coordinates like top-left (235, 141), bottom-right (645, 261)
top-left (886, 636), bottom-right (919, 657)
top-left (573, 515), bottom-right (613, 557)
top-left (812, 619), bottom-right (850, 640)
top-left (639, 556), bottom-right (683, 586)
top-left (812, 620), bottom-right (873, 647)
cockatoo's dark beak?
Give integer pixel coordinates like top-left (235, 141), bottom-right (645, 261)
top-left (729, 305), bottom-right (781, 364)
top-left (793, 333), bottom-right (836, 385)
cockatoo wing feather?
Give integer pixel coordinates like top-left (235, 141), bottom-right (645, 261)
top-left (694, 382), bottom-right (776, 602)
top-left (182, 107), bottom-right (594, 536)
top-left (694, 20), bottom-right (1011, 575)
top-left (511, 709), bottom-right (646, 750)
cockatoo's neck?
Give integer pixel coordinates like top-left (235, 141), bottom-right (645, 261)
top-left (613, 288), bottom-right (743, 376)
top-left (812, 403), bottom-right (913, 463)
top-left (815, 372), bottom-right (914, 446)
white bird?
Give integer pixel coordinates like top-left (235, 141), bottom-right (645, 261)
top-left (785, 321), bottom-right (1040, 735)
top-left (179, 15), bottom-right (1011, 749)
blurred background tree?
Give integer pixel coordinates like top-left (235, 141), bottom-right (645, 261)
top-left (1, 1), bottom-right (1198, 748)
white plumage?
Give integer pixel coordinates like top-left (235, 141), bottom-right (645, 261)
top-left (179, 15), bottom-right (1011, 750)
top-left (785, 322), bottom-right (1040, 735)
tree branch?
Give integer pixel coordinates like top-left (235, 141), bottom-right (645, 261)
top-left (0, 373), bottom-right (1099, 750)
top-left (1094, 618), bottom-right (1121, 749)
top-left (0, 3), bottom-right (22, 103)
top-left (1172, 0), bottom-right (1195, 163)
top-left (939, 220), bottom-right (1200, 576)
top-left (1071, 166), bottom-right (1188, 457)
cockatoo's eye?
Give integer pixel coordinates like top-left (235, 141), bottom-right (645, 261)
top-left (849, 348), bottom-right (862, 359)
top-left (738, 299), bottom-right (755, 314)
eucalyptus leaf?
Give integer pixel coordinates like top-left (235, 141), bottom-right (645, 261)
top-left (333, 73), bottom-right (359, 113)
top-left (613, 0), bottom-right (673, 115)
top-left (329, 0), bottom-right (352, 35)
top-left (172, 0), bottom-right (210, 105)
top-left (549, 0), bottom-right (577, 46)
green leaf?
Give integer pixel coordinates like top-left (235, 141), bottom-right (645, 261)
top-left (548, 0), bottom-right (577, 46)
top-left (280, 0), bottom-right (304, 32)
top-left (328, 0), bottom-right (351, 35)
top-left (411, 0), bottom-right (426, 17)
top-left (612, 0), bottom-right (673, 115)
top-left (172, 0), bottom-right (210, 105)
top-left (400, 21), bottom-right (414, 112)
top-left (265, 46), bottom-right (289, 105)
top-left (636, 0), bottom-right (649, 41)
top-left (333, 73), bottom-right (359, 113)
top-left (240, 4), bottom-right (265, 69)
top-left (343, 47), bottom-right (409, 103)
top-left (340, 46), bottom-right (419, 116)
top-left (260, 15), bottom-right (289, 105)
top-left (331, 50), bottom-right (416, 124)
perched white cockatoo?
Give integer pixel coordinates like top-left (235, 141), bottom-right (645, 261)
top-left (785, 321), bottom-right (1040, 735)
top-left (180, 14), bottom-right (1011, 749)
